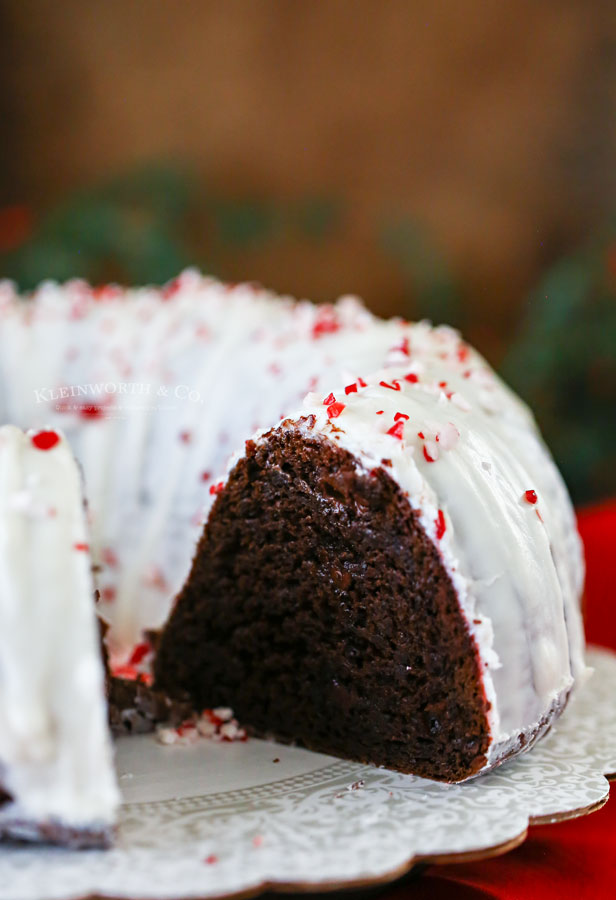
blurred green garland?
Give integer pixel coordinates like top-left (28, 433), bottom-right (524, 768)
top-left (0, 164), bottom-right (340, 289)
top-left (1, 163), bottom-right (614, 503)
top-left (501, 230), bottom-right (616, 503)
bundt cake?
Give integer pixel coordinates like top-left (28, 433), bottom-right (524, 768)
top-left (0, 426), bottom-right (119, 847)
top-left (0, 270), bottom-right (587, 826)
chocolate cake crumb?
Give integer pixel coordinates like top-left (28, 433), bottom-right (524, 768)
top-left (155, 426), bottom-right (491, 782)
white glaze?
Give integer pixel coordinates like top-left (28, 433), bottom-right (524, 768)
top-left (0, 426), bottom-right (119, 840)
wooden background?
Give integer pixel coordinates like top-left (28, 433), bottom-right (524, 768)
top-left (1, 0), bottom-right (614, 358)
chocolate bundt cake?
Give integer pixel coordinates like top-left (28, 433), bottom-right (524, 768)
top-left (0, 270), bottom-right (587, 833)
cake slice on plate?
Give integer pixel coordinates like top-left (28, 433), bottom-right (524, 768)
top-left (0, 425), bottom-right (119, 847)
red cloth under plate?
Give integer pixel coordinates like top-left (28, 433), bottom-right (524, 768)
top-left (385, 500), bottom-right (616, 900)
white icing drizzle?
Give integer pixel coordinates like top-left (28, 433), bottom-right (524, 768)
top-left (0, 426), bottom-right (119, 838)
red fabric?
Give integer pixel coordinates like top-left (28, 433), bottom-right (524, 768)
top-left (385, 500), bottom-right (616, 899)
top-left (577, 501), bottom-right (616, 651)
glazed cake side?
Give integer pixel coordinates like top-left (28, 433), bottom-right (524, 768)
top-left (155, 424), bottom-right (492, 781)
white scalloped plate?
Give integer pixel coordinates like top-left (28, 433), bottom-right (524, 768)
top-left (2, 646), bottom-right (615, 900)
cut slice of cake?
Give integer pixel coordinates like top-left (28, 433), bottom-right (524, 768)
top-left (154, 344), bottom-right (587, 783)
top-left (0, 425), bottom-right (119, 847)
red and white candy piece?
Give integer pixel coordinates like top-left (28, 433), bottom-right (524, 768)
top-left (30, 430), bottom-right (60, 451)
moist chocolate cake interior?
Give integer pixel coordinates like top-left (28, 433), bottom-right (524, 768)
top-left (155, 419), bottom-right (491, 781)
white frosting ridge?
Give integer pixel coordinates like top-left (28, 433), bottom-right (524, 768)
top-left (0, 426), bottom-right (119, 840)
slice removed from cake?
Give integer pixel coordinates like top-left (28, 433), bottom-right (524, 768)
top-left (0, 425), bottom-right (119, 847)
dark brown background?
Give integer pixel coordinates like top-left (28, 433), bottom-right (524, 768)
top-left (1, 0), bottom-right (615, 358)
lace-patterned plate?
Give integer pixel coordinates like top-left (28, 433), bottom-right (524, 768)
top-left (3, 646), bottom-right (615, 900)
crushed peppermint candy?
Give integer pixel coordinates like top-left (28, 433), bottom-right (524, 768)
top-left (437, 422), bottom-right (460, 451)
top-left (128, 642), bottom-right (151, 666)
top-left (161, 277), bottom-right (182, 300)
top-left (102, 546), bottom-right (118, 567)
top-left (435, 509), bottom-right (446, 540)
top-left (101, 586), bottom-right (116, 603)
top-left (30, 430), bottom-right (60, 451)
top-left (379, 379), bottom-right (401, 391)
top-left (423, 441), bottom-right (439, 463)
top-left (327, 401), bottom-right (345, 419)
top-left (335, 779), bottom-right (366, 798)
top-left (344, 382), bottom-right (358, 395)
top-left (220, 720), bottom-right (243, 740)
top-left (112, 663), bottom-right (153, 686)
top-left (396, 336), bottom-right (411, 356)
top-left (386, 420), bottom-right (405, 440)
top-left (524, 490), bottom-right (538, 505)
top-left (404, 372), bottom-right (419, 384)
top-left (312, 309), bottom-right (340, 339)
top-left (157, 708), bottom-right (247, 746)
top-left (209, 482), bottom-right (224, 495)
top-left (196, 716), bottom-right (218, 738)
top-left (323, 392), bottom-right (336, 406)
top-left (450, 392), bottom-right (472, 412)
top-left (156, 726), bottom-right (185, 746)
